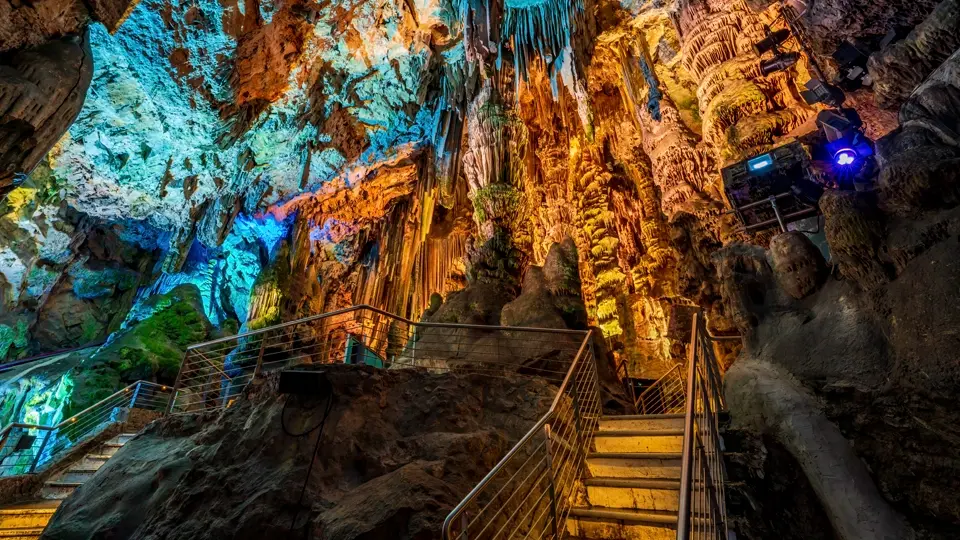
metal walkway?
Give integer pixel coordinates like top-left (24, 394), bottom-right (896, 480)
top-left (442, 313), bottom-right (732, 540)
top-left (0, 306), bottom-right (732, 540)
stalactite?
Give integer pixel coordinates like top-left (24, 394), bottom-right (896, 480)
top-left (496, 0), bottom-right (594, 131)
top-left (462, 81), bottom-right (528, 286)
top-left (678, 0), bottom-right (815, 163)
top-left (592, 29), bottom-right (717, 219)
top-left (432, 45), bottom-right (476, 207)
top-left (515, 62), bottom-right (576, 264)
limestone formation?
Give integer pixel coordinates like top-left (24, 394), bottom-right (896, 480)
top-left (679, 0), bottom-right (813, 164)
top-left (1, 0), bottom-right (960, 537)
top-left (40, 365), bottom-right (556, 540)
top-left (868, 0), bottom-right (960, 110)
top-left (0, 32), bottom-right (92, 199)
top-left (712, 243), bottom-right (775, 334)
top-left (877, 47), bottom-right (960, 217)
top-left (820, 190), bottom-right (890, 290)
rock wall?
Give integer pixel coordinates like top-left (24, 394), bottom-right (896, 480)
top-left (0, 32), bottom-right (92, 199)
top-left (41, 364), bottom-right (556, 540)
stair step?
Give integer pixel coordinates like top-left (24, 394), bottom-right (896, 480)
top-left (584, 478), bottom-right (681, 512)
top-left (595, 429), bottom-right (685, 437)
top-left (0, 505), bottom-right (57, 530)
top-left (586, 453), bottom-right (682, 479)
top-left (593, 431), bottom-right (684, 453)
top-left (74, 456), bottom-right (109, 471)
top-left (570, 507), bottom-right (677, 524)
top-left (44, 482), bottom-right (83, 488)
top-left (40, 482), bottom-right (81, 500)
top-left (54, 469), bottom-right (97, 484)
top-left (95, 445), bottom-right (121, 458)
top-left (566, 508), bottom-right (677, 540)
top-left (599, 415), bottom-right (685, 432)
top-left (0, 527), bottom-right (45, 539)
top-left (584, 478), bottom-right (681, 489)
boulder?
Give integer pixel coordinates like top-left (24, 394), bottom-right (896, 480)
top-left (877, 48), bottom-right (960, 217)
top-left (868, 0), bottom-right (960, 110)
top-left (821, 190), bottom-right (890, 290)
top-left (40, 364), bottom-right (555, 540)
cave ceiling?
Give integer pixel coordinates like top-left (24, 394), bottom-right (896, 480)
top-left (2, 0), bottom-right (953, 379)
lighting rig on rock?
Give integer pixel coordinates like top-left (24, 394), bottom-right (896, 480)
top-left (722, 142), bottom-right (823, 233)
top-left (724, 0), bottom-right (878, 232)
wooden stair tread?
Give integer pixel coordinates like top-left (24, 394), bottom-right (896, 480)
top-left (588, 452), bottom-right (682, 460)
top-left (44, 481), bottom-right (82, 488)
top-left (601, 414), bottom-right (685, 421)
top-left (593, 430), bottom-right (684, 437)
top-left (584, 477), bottom-right (681, 490)
top-left (569, 507), bottom-right (678, 525)
top-left (0, 501), bottom-right (59, 513)
top-left (0, 527), bottom-right (46, 534)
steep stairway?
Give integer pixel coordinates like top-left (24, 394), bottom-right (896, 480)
top-left (0, 432), bottom-right (137, 539)
top-left (567, 414), bottom-right (685, 540)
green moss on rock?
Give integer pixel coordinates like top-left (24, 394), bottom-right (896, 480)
top-left (63, 284), bottom-right (213, 417)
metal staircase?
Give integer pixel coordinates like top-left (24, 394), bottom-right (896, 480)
top-left (1, 305), bottom-right (732, 540)
top-left (0, 432), bottom-right (138, 539)
top-left (566, 414), bottom-right (685, 539)
top-left (443, 312), bottom-right (733, 540)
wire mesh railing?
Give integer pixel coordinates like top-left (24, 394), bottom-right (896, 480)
top-left (677, 314), bottom-right (728, 540)
top-left (636, 364), bottom-right (686, 415)
top-left (0, 381), bottom-right (170, 478)
top-left (167, 304), bottom-right (590, 414)
top-left (441, 333), bottom-right (599, 540)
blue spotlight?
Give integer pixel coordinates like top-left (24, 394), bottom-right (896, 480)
top-left (834, 148), bottom-right (857, 167)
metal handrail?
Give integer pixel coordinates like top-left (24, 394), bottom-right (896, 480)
top-left (441, 332), bottom-right (594, 535)
top-left (0, 381), bottom-right (171, 477)
top-left (186, 304), bottom-right (587, 351)
top-left (635, 364), bottom-right (686, 415)
top-left (676, 313), bottom-right (728, 540)
top-left (166, 304), bottom-right (591, 415)
top-left (0, 342), bottom-right (104, 374)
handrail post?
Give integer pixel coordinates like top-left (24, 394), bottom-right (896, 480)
top-left (166, 350), bottom-right (190, 414)
top-left (29, 429), bottom-right (53, 473)
top-left (129, 381), bottom-right (141, 409)
top-left (254, 334), bottom-right (267, 378)
top-left (543, 424), bottom-right (560, 538)
top-left (676, 313), bottom-right (700, 540)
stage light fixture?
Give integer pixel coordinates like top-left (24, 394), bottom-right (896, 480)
top-left (834, 148), bottom-right (858, 167)
top-left (759, 52), bottom-right (801, 76)
top-left (754, 28), bottom-right (792, 56)
top-left (801, 78), bottom-right (846, 107)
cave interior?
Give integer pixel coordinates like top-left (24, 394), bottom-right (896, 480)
top-left (2, 0), bottom-right (960, 537)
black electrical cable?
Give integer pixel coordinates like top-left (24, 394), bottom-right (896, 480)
top-left (282, 392), bottom-right (334, 539)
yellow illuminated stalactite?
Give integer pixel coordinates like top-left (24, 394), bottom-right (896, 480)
top-left (352, 157), bottom-right (471, 323)
top-left (514, 61), bottom-right (578, 266)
